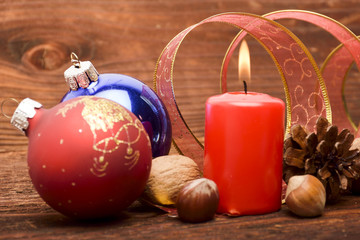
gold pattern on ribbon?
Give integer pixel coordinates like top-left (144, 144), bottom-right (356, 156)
top-left (57, 97), bottom-right (149, 177)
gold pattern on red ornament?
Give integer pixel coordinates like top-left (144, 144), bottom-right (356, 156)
top-left (56, 97), bottom-right (149, 177)
top-left (9, 96), bottom-right (152, 219)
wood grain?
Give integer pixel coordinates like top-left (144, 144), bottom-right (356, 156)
top-left (1, 0), bottom-right (360, 238)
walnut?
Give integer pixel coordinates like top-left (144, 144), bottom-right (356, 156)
top-left (141, 155), bottom-right (202, 206)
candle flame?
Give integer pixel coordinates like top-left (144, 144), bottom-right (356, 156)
top-left (238, 40), bottom-right (251, 84)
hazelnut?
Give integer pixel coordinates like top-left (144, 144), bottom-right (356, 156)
top-left (176, 178), bottom-right (219, 223)
top-left (285, 175), bottom-right (326, 217)
top-left (142, 155), bottom-right (201, 206)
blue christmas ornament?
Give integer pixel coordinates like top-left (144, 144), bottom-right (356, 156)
top-left (61, 53), bottom-right (172, 157)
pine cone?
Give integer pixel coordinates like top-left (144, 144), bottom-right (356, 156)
top-left (283, 116), bottom-right (360, 203)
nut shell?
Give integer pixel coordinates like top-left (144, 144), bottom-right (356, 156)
top-left (176, 178), bottom-right (219, 223)
top-left (142, 155), bottom-right (202, 206)
top-left (285, 175), bottom-right (326, 217)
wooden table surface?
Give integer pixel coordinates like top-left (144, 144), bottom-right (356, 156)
top-left (1, 1), bottom-right (360, 239)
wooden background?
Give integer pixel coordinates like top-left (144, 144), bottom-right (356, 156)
top-left (1, 0), bottom-right (360, 239)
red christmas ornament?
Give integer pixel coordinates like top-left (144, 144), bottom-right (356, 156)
top-left (11, 96), bottom-right (152, 219)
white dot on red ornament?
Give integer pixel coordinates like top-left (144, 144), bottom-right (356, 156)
top-left (37, 133), bottom-right (41, 137)
top-left (61, 168), bottom-right (66, 173)
top-left (71, 182), bottom-right (76, 186)
top-left (42, 165), bottom-right (46, 169)
top-left (79, 129), bottom-right (83, 133)
top-left (60, 139), bottom-right (64, 144)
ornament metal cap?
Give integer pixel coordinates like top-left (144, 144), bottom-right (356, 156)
top-left (64, 53), bottom-right (99, 91)
top-left (11, 98), bottom-right (42, 133)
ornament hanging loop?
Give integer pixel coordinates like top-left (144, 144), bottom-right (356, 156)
top-left (1, 98), bottom-right (19, 119)
top-left (64, 53), bottom-right (99, 90)
top-left (70, 52), bottom-right (81, 68)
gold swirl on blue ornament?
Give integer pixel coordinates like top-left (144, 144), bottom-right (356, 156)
top-left (56, 96), bottom-right (149, 177)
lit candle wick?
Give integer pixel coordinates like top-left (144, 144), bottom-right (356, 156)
top-left (243, 80), bottom-right (247, 94)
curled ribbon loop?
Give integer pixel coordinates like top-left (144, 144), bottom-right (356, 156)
top-left (154, 12), bottom-right (330, 167)
top-left (221, 10), bottom-right (360, 133)
top-left (321, 42), bottom-right (359, 133)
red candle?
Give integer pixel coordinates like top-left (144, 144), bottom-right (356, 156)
top-left (204, 92), bottom-right (285, 216)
